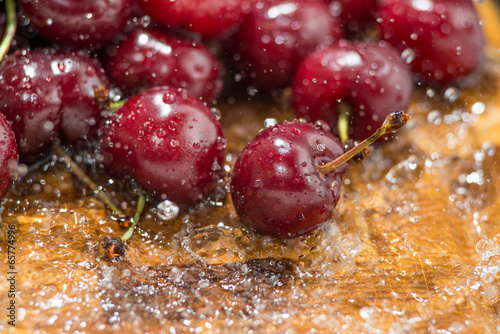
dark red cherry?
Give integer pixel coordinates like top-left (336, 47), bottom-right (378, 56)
top-left (137, 0), bottom-right (244, 39)
top-left (228, 0), bottom-right (342, 89)
top-left (230, 120), bottom-right (346, 238)
top-left (100, 86), bottom-right (226, 208)
top-left (51, 50), bottom-right (111, 144)
top-left (230, 111), bottom-right (410, 238)
top-left (102, 27), bottom-right (223, 102)
top-left (19, 0), bottom-right (133, 48)
top-left (375, 0), bottom-right (483, 85)
top-left (0, 49), bottom-right (62, 161)
top-left (0, 112), bottom-right (18, 200)
top-left (0, 48), bottom-right (110, 162)
top-left (327, 0), bottom-right (378, 34)
top-left (292, 40), bottom-right (412, 141)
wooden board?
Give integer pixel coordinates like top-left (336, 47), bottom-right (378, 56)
top-left (2, 1), bottom-right (500, 333)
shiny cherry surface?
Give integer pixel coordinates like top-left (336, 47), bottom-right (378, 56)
top-left (292, 40), bottom-right (412, 141)
top-left (102, 27), bottom-right (223, 102)
top-left (19, 0), bottom-right (133, 48)
top-left (100, 86), bottom-right (226, 208)
top-left (228, 0), bottom-right (342, 89)
top-left (230, 120), bottom-right (346, 238)
top-left (0, 48), bottom-right (109, 162)
top-left (138, 0), bottom-right (244, 38)
top-left (375, 0), bottom-right (483, 85)
top-left (0, 113), bottom-right (18, 200)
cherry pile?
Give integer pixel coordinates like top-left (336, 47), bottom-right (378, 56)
top-left (0, 0), bottom-right (485, 243)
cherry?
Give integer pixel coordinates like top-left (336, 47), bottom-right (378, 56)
top-left (0, 48), bottom-right (110, 162)
top-left (99, 86), bottom-right (226, 208)
top-left (101, 27), bottom-right (223, 102)
top-left (137, 0), bottom-right (244, 39)
top-left (227, 0), bottom-right (342, 89)
top-left (230, 112), bottom-right (409, 238)
top-left (19, 0), bottom-right (133, 48)
top-left (0, 112), bottom-right (18, 200)
top-left (292, 40), bottom-right (412, 142)
top-left (327, 0), bottom-right (378, 35)
top-left (375, 0), bottom-right (483, 85)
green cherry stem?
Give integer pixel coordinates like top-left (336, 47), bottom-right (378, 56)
top-left (337, 101), bottom-right (350, 144)
top-left (0, 0), bottom-right (16, 61)
top-left (56, 146), bottom-right (126, 217)
top-left (108, 99), bottom-right (126, 111)
top-left (121, 193), bottom-right (146, 242)
top-left (319, 111), bottom-right (411, 175)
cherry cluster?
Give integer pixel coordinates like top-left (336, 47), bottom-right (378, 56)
top-left (0, 0), bottom-right (484, 241)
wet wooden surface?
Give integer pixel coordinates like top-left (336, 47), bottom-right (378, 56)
top-left (2, 1), bottom-right (500, 333)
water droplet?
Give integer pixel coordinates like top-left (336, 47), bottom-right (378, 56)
top-left (210, 108), bottom-right (221, 120)
top-left (43, 121), bottom-right (54, 132)
top-left (317, 143), bottom-right (325, 151)
top-left (264, 118), bottom-right (277, 128)
top-left (444, 87), bottom-right (460, 102)
top-left (401, 48), bottom-right (415, 64)
top-left (162, 92), bottom-right (176, 104)
top-left (139, 15), bottom-right (151, 27)
top-left (157, 200), bottom-right (179, 221)
top-left (314, 120), bottom-right (330, 132)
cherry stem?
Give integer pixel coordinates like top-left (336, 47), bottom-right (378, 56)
top-left (319, 111), bottom-right (411, 175)
top-left (56, 146), bottom-right (126, 218)
top-left (94, 87), bottom-right (126, 111)
top-left (108, 99), bottom-right (126, 111)
top-left (0, 0), bottom-right (16, 61)
top-left (337, 101), bottom-right (350, 144)
top-left (121, 193), bottom-right (146, 242)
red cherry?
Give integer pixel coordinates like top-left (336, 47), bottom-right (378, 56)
top-left (0, 48), bottom-right (110, 162)
top-left (327, 0), bottom-right (378, 35)
top-left (100, 86), bottom-right (226, 208)
top-left (137, 0), bottom-right (245, 38)
top-left (19, 0), bottom-right (133, 48)
top-left (292, 40), bottom-right (412, 141)
top-left (227, 0), bottom-right (342, 89)
top-left (0, 112), bottom-right (18, 200)
top-left (102, 27), bottom-right (223, 102)
top-left (230, 112), bottom-right (410, 238)
top-left (375, 0), bottom-right (483, 85)
top-left (230, 120), bottom-right (346, 238)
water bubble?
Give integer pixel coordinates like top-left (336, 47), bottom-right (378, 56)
top-left (443, 87), bottom-right (460, 102)
top-left (43, 121), bottom-right (55, 132)
top-left (162, 92), bottom-right (176, 104)
top-left (157, 200), bottom-right (179, 221)
top-left (427, 110), bottom-right (442, 125)
top-left (314, 119), bottom-right (331, 132)
top-left (471, 102), bottom-right (485, 115)
top-left (211, 108), bottom-right (221, 120)
top-left (139, 15), bottom-right (151, 28)
top-left (247, 86), bottom-right (258, 96)
top-left (264, 118), bottom-right (277, 128)
top-left (401, 48), bottom-right (415, 64)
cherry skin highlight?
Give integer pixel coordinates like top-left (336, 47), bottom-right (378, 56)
top-left (230, 120), bottom-right (347, 238)
top-left (227, 0), bottom-right (342, 89)
top-left (292, 40), bottom-right (412, 141)
top-left (100, 86), bottom-right (226, 208)
top-left (0, 48), bottom-right (110, 162)
top-left (138, 0), bottom-right (244, 39)
top-left (19, 0), bottom-right (133, 48)
top-left (0, 113), bottom-right (18, 200)
top-left (375, 0), bottom-right (483, 85)
top-left (102, 27), bottom-right (223, 102)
